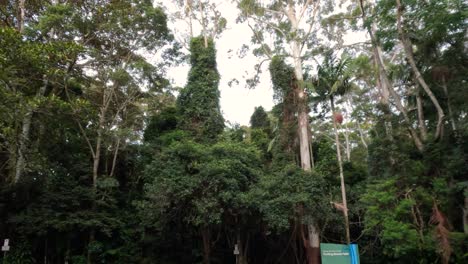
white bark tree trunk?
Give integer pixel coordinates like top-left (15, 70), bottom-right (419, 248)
top-left (415, 89), bottom-right (428, 141)
top-left (286, 5), bottom-right (320, 262)
top-left (359, 0), bottom-right (424, 151)
top-left (441, 77), bottom-right (457, 132)
top-left (185, 0), bottom-right (194, 38)
top-left (14, 78), bottom-right (48, 183)
top-left (17, 0), bottom-right (25, 33)
top-left (396, 0), bottom-right (445, 139)
top-left (198, 1), bottom-right (208, 48)
top-left (109, 137), bottom-right (121, 177)
top-left (356, 121), bottom-right (368, 149)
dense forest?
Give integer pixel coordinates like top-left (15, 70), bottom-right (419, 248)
top-left (0, 0), bottom-right (467, 263)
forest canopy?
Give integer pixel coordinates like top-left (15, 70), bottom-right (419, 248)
top-left (0, 0), bottom-right (467, 264)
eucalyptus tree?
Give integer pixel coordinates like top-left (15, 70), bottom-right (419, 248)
top-left (237, 1), bottom-right (324, 261)
top-left (355, 0), bottom-right (426, 151)
top-left (394, 0), bottom-right (445, 139)
top-left (172, 0), bottom-right (227, 49)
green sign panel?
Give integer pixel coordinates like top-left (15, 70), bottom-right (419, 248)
top-left (320, 243), bottom-right (360, 264)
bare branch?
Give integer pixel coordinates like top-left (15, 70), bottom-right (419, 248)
top-left (297, 0), bottom-right (313, 24)
top-left (247, 22), bottom-right (273, 59)
top-left (248, 15), bottom-right (287, 39)
top-left (300, 0), bottom-right (320, 53)
top-left (64, 84), bottom-right (96, 159)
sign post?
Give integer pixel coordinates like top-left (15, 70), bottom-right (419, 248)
top-left (233, 244), bottom-right (239, 264)
top-left (320, 243), bottom-right (359, 264)
top-left (2, 239), bottom-right (9, 263)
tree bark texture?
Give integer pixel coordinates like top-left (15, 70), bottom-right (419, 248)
top-left (359, 0), bottom-right (424, 152)
top-left (396, 0), bottom-right (445, 139)
top-left (286, 5), bottom-right (320, 260)
top-left (14, 78), bottom-right (48, 183)
top-left (17, 0), bottom-right (25, 33)
top-left (415, 89), bottom-right (428, 141)
top-left (441, 77), bottom-right (457, 132)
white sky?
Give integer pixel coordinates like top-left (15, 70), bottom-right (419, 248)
top-left (163, 1), bottom-right (366, 126)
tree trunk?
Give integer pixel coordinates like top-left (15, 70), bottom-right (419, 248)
top-left (236, 228), bottom-right (248, 264)
top-left (64, 237), bottom-right (70, 264)
top-left (14, 78), bottom-right (48, 183)
top-left (343, 122), bottom-right (351, 162)
top-left (14, 110), bottom-right (32, 183)
top-left (415, 89), bottom-right (428, 141)
top-left (359, 0), bottom-right (424, 152)
top-left (347, 95), bottom-right (368, 149)
top-left (356, 121), bottom-right (368, 149)
top-left (289, 21), bottom-right (320, 264)
top-left (464, 195), bottom-right (468, 235)
top-left (93, 125), bottom-right (103, 190)
top-left (302, 222), bottom-right (320, 264)
top-left (292, 39), bottom-right (320, 264)
top-left (374, 56), bottom-right (393, 142)
top-left (93, 86), bottom-right (112, 189)
top-left (441, 77), bottom-right (457, 132)
top-left (185, 0), bottom-right (194, 38)
top-left (201, 227), bottom-right (211, 264)
top-left (109, 137), bottom-right (120, 177)
top-left (17, 0), bottom-right (25, 33)
top-left (396, 0), bottom-right (445, 139)
top-left (44, 236), bottom-right (48, 264)
top-left (309, 139), bottom-right (315, 169)
top-left (284, 4), bottom-right (320, 262)
top-left (87, 230), bottom-right (95, 264)
top-left (198, 1), bottom-right (208, 48)
top-left (331, 97), bottom-right (351, 245)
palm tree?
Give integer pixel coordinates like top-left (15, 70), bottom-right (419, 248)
top-left (314, 52), bottom-right (353, 245)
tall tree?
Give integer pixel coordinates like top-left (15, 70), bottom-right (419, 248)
top-left (250, 106), bottom-right (270, 130)
top-left (177, 36), bottom-right (225, 142)
top-left (357, 0), bottom-right (424, 151)
top-left (238, 1), bottom-right (323, 261)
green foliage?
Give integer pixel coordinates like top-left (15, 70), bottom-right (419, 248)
top-left (1, 0), bottom-right (467, 263)
top-left (250, 106), bottom-right (270, 130)
top-left (249, 166), bottom-right (330, 231)
top-left (269, 56), bottom-right (295, 102)
top-left (144, 106), bottom-right (179, 143)
top-left (177, 37), bottom-right (224, 142)
top-left (142, 138), bottom-right (262, 227)
top-left (3, 241), bottom-right (35, 264)
top-left (313, 52), bottom-right (352, 103)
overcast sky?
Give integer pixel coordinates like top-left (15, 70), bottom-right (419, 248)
top-left (162, 1), bottom-right (366, 126)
